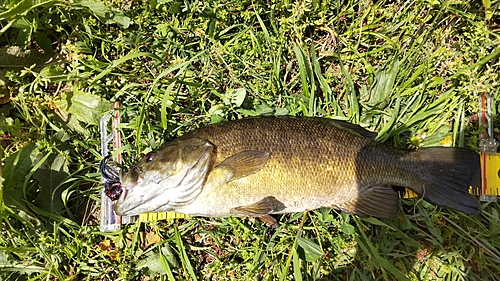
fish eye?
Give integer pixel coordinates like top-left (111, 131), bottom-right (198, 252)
top-left (144, 154), bottom-right (155, 163)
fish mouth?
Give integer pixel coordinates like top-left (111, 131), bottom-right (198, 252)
top-left (114, 183), bottom-right (140, 216)
top-left (115, 190), bottom-right (170, 216)
top-left (114, 176), bottom-right (154, 216)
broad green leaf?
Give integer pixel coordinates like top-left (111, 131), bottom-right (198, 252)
top-left (376, 96), bottom-right (401, 142)
top-left (200, 7), bottom-right (216, 18)
top-left (318, 208), bottom-right (334, 223)
top-left (50, 108), bottom-right (89, 135)
top-left (236, 109), bottom-right (259, 116)
top-left (368, 57), bottom-right (399, 109)
top-left (483, 0), bottom-right (492, 20)
top-left (297, 237), bottom-right (323, 262)
top-left (2, 142), bottom-right (42, 215)
top-left (111, 14), bottom-right (133, 29)
top-left (341, 222), bottom-right (356, 235)
top-left (339, 60), bottom-right (359, 122)
top-left (2, 189), bottom-right (30, 217)
top-left (0, 0), bottom-right (55, 21)
top-left (3, 142), bottom-right (40, 190)
top-left (489, 207), bottom-right (499, 236)
top-left (400, 64), bottom-right (425, 90)
top-left (35, 32), bottom-right (52, 54)
top-left (32, 153), bottom-right (69, 214)
top-left (312, 47), bottom-right (343, 117)
top-left (428, 76), bottom-right (445, 88)
top-left (255, 104), bottom-right (273, 115)
top-left (361, 217), bottom-right (394, 229)
top-left (53, 91), bottom-right (112, 125)
top-left (274, 107), bottom-right (289, 116)
top-left (292, 248), bottom-right (302, 281)
top-left (77, 1), bottom-right (132, 28)
top-left (40, 65), bottom-right (69, 82)
top-left (229, 88), bottom-right (246, 107)
top-left (14, 17), bottom-right (33, 47)
top-left (91, 51), bottom-right (161, 83)
top-left (168, 2), bottom-right (182, 13)
top-left (0, 250), bottom-right (10, 265)
top-left (293, 44), bottom-right (315, 115)
top-left (210, 114), bottom-right (225, 124)
top-left (173, 225), bottom-right (198, 281)
top-left (137, 245), bottom-right (179, 274)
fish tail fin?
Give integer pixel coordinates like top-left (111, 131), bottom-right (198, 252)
top-left (409, 147), bottom-right (481, 215)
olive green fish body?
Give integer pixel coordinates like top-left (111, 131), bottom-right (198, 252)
top-left (115, 117), bottom-right (481, 221)
top-left (176, 118), bottom-right (412, 217)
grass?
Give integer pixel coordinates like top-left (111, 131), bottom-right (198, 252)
top-left (1, 0), bottom-right (500, 280)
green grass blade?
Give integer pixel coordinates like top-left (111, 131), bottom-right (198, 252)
top-left (161, 82), bottom-right (175, 130)
top-left (293, 44), bottom-right (312, 115)
top-left (339, 60), bottom-right (359, 122)
top-left (354, 217), bottom-right (410, 281)
top-left (159, 248), bottom-right (176, 281)
top-left (136, 52), bottom-right (204, 145)
top-left (376, 94), bottom-right (401, 142)
top-left (254, 11), bottom-right (272, 45)
top-left (174, 224), bottom-right (198, 281)
top-left (91, 52), bottom-right (161, 83)
top-left (279, 212), bottom-right (307, 281)
top-left (292, 247), bottom-right (302, 281)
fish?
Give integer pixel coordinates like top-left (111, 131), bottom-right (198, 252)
top-left (114, 116), bottom-right (481, 226)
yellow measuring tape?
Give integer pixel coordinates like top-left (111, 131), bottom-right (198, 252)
top-left (479, 152), bottom-right (500, 197)
top-left (137, 211), bottom-right (189, 222)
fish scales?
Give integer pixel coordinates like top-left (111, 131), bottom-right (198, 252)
top-left (178, 118), bottom-right (406, 214)
top-left (115, 117), bottom-right (481, 222)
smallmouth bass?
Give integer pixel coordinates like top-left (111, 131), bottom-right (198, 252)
top-left (114, 117), bottom-right (481, 226)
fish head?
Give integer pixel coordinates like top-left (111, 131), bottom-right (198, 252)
top-left (115, 138), bottom-right (216, 216)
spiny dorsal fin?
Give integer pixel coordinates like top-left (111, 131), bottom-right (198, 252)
top-left (217, 150), bottom-right (269, 181)
top-left (270, 116), bottom-right (377, 139)
top-left (336, 186), bottom-right (399, 218)
top-left (322, 119), bottom-right (377, 140)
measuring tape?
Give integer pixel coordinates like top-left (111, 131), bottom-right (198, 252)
top-left (479, 152), bottom-right (500, 198)
top-left (137, 211), bottom-right (189, 222)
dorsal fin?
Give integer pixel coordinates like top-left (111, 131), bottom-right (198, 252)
top-left (274, 116), bottom-right (377, 139)
top-left (319, 118), bottom-right (377, 140)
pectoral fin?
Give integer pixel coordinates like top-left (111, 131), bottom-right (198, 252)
top-left (337, 186), bottom-right (399, 218)
top-left (217, 150), bottom-right (269, 181)
top-left (231, 197), bottom-right (280, 228)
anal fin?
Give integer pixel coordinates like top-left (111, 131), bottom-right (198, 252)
top-left (337, 186), bottom-right (399, 218)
